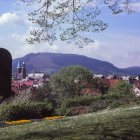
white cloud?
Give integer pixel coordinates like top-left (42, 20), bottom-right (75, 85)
top-left (10, 40), bottom-right (101, 59)
top-left (0, 12), bottom-right (19, 26)
top-left (94, 34), bottom-right (140, 68)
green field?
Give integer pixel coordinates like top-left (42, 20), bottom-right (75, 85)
top-left (0, 105), bottom-right (140, 140)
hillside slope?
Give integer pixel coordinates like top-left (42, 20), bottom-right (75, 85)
top-left (123, 66), bottom-right (140, 75)
top-left (0, 105), bottom-right (140, 139)
top-left (12, 52), bottom-right (140, 75)
top-left (12, 53), bottom-right (123, 75)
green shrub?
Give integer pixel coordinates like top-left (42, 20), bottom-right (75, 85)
top-left (57, 93), bottom-right (139, 116)
top-left (30, 83), bottom-right (52, 102)
top-left (108, 81), bottom-right (133, 97)
top-left (56, 95), bottom-right (101, 115)
top-left (61, 95), bottom-right (100, 108)
top-left (0, 102), bottom-right (53, 121)
top-left (59, 93), bottom-right (134, 111)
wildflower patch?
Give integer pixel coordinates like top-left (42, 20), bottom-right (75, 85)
top-left (44, 116), bottom-right (64, 120)
top-left (5, 120), bottom-right (31, 125)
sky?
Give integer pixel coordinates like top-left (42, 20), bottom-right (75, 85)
top-left (0, 0), bottom-right (140, 68)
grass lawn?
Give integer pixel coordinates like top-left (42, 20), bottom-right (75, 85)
top-left (0, 105), bottom-right (140, 140)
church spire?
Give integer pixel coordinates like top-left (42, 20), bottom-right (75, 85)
top-left (17, 61), bottom-right (21, 79)
top-left (22, 61), bottom-right (26, 79)
top-left (22, 61), bottom-right (25, 68)
top-left (17, 61), bottom-right (20, 68)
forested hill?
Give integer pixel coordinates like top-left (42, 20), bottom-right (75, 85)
top-left (12, 52), bottom-right (140, 75)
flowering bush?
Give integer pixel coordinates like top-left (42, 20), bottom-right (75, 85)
top-left (0, 102), bottom-right (53, 121)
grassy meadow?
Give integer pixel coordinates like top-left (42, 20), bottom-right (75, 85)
top-left (0, 105), bottom-right (140, 140)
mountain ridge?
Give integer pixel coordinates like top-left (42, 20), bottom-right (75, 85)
top-left (12, 52), bottom-right (140, 75)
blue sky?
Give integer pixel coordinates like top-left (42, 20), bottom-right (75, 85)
top-left (0, 0), bottom-right (140, 68)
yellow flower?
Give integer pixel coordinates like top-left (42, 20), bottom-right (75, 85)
top-left (5, 120), bottom-right (31, 125)
top-left (44, 116), bottom-right (64, 120)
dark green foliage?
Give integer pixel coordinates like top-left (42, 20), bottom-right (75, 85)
top-left (31, 83), bottom-right (52, 101)
top-left (108, 81), bottom-right (133, 97)
top-left (30, 83), bottom-right (58, 110)
top-left (56, 95), bottom-right (100, 116)
top-left (93, 78), bottom-right (109, 94)
top-left (0, 91), bottom-right (56, 121)
top-left (61, 96), bottom-right (100, 108)
top-left (0, 102), bottom-right (53, 121)
top-left (37, 83), bottom-right (52, 95)
top-left (56, 89), bottom-right (139, 116)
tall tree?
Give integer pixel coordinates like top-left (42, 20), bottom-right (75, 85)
top-left (50, 65), bottom-right (94, 97)
top-left (21, 0), bottom-right (133, 47)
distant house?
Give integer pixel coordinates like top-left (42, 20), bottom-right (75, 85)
top-left (134, 76), bottom-right (140, 81)
top-left (133, 81), bottom-right (140, 97)
top-left (93, 74), bottom-right (104, 79)
top-left (28, 73), bottom-right (49, 82)
top-left (11, 80), bottom-right (33, 94)
top-left (106, 75), bottom-right (118, 80)
top-left (121, 76), bottom-right (130, 81)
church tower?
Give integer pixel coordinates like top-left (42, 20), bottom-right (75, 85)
top-left (17, 62), bottom-right (21, 79)
top-left (22, 61), bottom-right (26, 79)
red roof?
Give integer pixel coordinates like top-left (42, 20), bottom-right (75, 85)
top-left (102, 79), bottom-right (119, 87)
top-left (22, 81), bottom-right (33, 86)
top-left (11, 80), bottom-right (33, 94)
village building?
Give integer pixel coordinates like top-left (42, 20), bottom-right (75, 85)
top-left (93, 74), bottom-right (104, 79)
top-left (12, 62), bottom-right (50, 94)
top-left (121, 76), bottom-right (130, 81)
top-left (28, 73), bottom-right (49, 82)
top-left (12, 61), bottom-right (140, 97)
top-left (133, 81), bottom-right (140, 97)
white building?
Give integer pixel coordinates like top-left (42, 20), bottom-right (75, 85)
top-left (133, 85), bottom-right (140, 97)
top-left (28, 73), bottom-right (49, 81)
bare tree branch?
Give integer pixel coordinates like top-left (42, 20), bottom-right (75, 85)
top-left (21, 0), bottom-right (134, 47)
